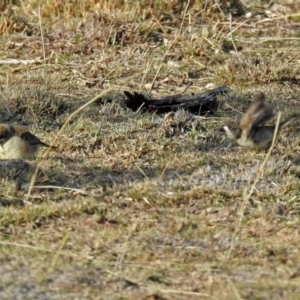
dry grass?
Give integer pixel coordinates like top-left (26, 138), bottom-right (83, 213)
top-left (1, 0), bottom-right (300, 299)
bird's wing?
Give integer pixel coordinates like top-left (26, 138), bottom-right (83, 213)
top-left (275, 114), bottom-right (300, 131)
top-left (239, 92), bottom-right (266, 135)
top-left (250, 105), bottom-right (274, 130)
top-left (20, 131), bottom-right (50, 147)
top-left (240, 92), bottom-right (275, 137)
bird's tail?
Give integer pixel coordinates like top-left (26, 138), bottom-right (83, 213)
top-left (279, 114), bottom-right (300, 131)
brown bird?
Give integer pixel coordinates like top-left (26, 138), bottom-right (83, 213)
top-left (224, 92), bottom-right (299, 151)
top-left (0, 124), bottom-right (56, 159)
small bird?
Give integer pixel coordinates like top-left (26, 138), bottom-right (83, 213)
top-left (224, 92), bottom-right (299, 151)
top-left (0, 124), bottom-right (56, 159)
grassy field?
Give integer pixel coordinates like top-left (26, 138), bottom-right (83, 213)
top-left (1, 0), bottom-right (300, 299)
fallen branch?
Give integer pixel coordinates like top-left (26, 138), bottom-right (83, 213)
top-left (124, 85), bottom-right (230, 115)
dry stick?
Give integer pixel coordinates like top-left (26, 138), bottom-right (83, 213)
top-left (38, 4), bottom-right (46, 63)
top-left (148, 0), bottom-right (190, 95)
top-left (188, 12), bottom-right (191, 34)
top-left (150, 10), bottom-right (168, 35)
top-left (225, 112), bottom-right (282, 263)
top-left (228, 13), bottom-right (242, 63)
top-left (224, 275), bottom-right (243, 300)
top-left (0, 241), bottom-right (79, 258)
top-left (32, 185), bottom-right (92, 195)
top-left (225, 18), bottom-right (250, 39)
top-left (49, 233), bottom-right (70, 272)
top-left (255, 13), bottom-right (300, 25)
top-left (148, 64), bottom-right (162, 94)
top-left (25, 88), bottom-right (113, 201)
top-left (201, 0), bottom-right (209, 25)
top-left (166, 0), bottom-right (190, 53)
top-left (182, 81), bottom-right (192, 94)
top-left (143, 287), bottom-right (218, 299)
top-left (3, 69), bottom-right (13, 117)
top-left (229, 13), bottom-right (238, 53)
top-left (141, 61), bottom-right (152, 86)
